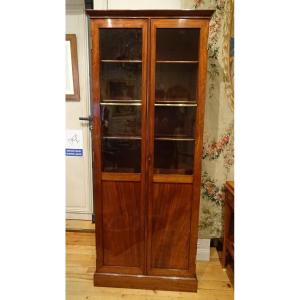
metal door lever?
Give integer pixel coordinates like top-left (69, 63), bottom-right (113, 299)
top-left (79, 116), bottom-right (92, 121)
top-left (79, 115), bottom-right (93, 130)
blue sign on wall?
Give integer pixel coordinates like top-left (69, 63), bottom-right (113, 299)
top-left (65, 148), bottom-right (83, 156)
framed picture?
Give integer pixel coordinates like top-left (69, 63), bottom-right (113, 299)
top-left (66, 34), bottom-right (80, 101)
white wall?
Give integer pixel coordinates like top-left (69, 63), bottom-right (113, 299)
top-left (66, 0), bottom-right (93, 220)
top-left (94, 0), bottom-right (191, 10)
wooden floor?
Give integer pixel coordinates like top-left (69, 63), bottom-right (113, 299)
top-left (66, 229), bottom-right (233, 300)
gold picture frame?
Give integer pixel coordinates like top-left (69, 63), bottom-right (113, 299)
top-left (66, 34), bottom-right (80, 101)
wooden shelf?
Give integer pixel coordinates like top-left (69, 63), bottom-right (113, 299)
top-left (154, 169), bottom-right (193, 176)
top-left (155, 137), bottom-right (194, 141)
top-left (103, 137), bottom-right (193, 141)
top-left (100, 102), bottom-right (142, 106)
top-left (101, 99), bottom-right (141, 102)
top-left (101, 59), bottom-right (142, 63)
top-left (155, 103), bottom-right (197, 107)
top-left (156, 60), bottom-right (198, 64)
top-left (103, 136), bottom-right (141, 140)
top-left (155, 100), bottom-right (197, 104)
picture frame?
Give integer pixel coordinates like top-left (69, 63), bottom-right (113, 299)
top-left (66, 34), bottom-right (80, 101)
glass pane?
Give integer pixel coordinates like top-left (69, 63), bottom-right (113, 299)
top-left (155, 63), bottom-right (198, 102)
top-left (102, 139), bottom-right (141, 173)
top-left (155, 106), bottom-right (196, 138)
top-left (101, 62), bottom-right (141, 101)
top-left (154, 140), bottom-right (194, 175)
top-left (100, 29), bottom-right (142, 60)
top-left (101, 105), bottom-right (141, 137)
top-left (156, 29), bottom-right (199, 61)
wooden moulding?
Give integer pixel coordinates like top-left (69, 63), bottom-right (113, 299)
top-left (86, 9), bottom-right (215, 19)
top-left (94, 273), bottom-right (198, 292)
top-left (153, 174), bottom-right (193, 184)
top-left (101, 172), bottom-right (141, 181)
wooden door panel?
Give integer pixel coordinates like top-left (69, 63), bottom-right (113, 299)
top-left (102, 181), bottom-right (143, 268)
top-left (91, 18), bottom-right (148, 275)
top-left (147, 18), bottom-right (209, 277)
top-left (150, 183), bottom-right (192, 271)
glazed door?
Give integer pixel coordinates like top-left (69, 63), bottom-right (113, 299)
top-left (147, 19), bottom-right (209, 276)
top-left (91, 19), bottom-right (148, 275)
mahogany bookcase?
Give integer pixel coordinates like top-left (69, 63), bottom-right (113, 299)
top-left (86, 9), bottom-right (214, 292)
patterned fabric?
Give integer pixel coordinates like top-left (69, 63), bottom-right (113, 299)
top-left (185, 0), bottom-right (234, 238)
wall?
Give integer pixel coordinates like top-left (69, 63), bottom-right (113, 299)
top-left (66, 0), bottom-right (93, 220)
top-left (94, 0), bottom-right (185, 9)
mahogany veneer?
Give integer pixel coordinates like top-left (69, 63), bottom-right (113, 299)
top-left (88, 9), bottom-right (214, 292)
top-left (222, 181), bottom-right (234, 277)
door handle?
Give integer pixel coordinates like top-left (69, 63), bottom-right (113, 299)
top-left (79, 115), bottom-right (93, 130)
top-left (79, 116), bottom-right (92, 121)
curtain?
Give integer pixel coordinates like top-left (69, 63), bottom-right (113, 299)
top-left (186, 0), bottom-right (234, 238)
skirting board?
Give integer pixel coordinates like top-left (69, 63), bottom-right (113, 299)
top-left (196, 238), bottom-right (210, 261)
top-left (66, 212), bottom-right (92, 220)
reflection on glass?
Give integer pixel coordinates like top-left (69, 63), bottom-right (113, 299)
top-left (100, 29), bottom-right (142, 60)
top-left (156, 29), bottom-right (199, 61)
top-left (154, 140), bottom-right (194, 175)
top-left (101, 105), bottom-right (141, 137)
top-left (102, 139), bottom-right (141, 173)
top-left (155, 63), bottom-right (198, 102)
top-left (100, 63), bottom-right (141, 101)
top-left (155, 106), bottom-right (196, 138)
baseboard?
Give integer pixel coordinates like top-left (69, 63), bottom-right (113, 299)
top-left (196, 238), bottom-right (210, 261)
top-left (66, 219), bottom-right (95, 233)
top-left (66, 212), bottom-right (92, 220)
top-left (66, 228), bottom-right (95, 233)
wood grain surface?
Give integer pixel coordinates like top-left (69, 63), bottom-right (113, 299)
top-left (89, 13), bottom-right (213, 292)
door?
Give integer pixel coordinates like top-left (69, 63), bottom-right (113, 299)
top-left (66, 7), bottom-right (93, 220)
top-left (91, 19), bottom-right (148, 275)
top-left (147, 19), bottom-right (209, 277)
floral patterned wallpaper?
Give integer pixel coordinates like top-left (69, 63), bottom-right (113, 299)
top-left (185, 0), bottom-right (234, 238)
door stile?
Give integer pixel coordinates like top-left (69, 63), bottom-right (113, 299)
top-left (91, 19), bottom-right (103, 270)
top-left (140, 18), bottom-right (149, 274)
top-left (146, 19), bottom-right (157, 275)
top-left (143, 17), bottom-right (151, 275)
top-left (188, 20), bottom-right (209, 274)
